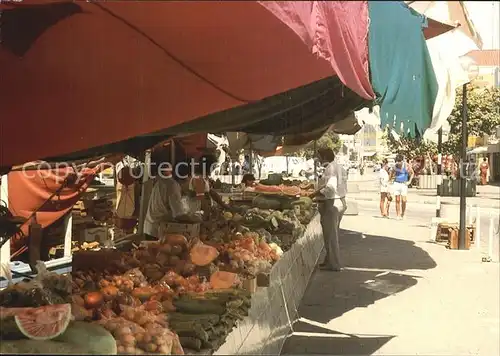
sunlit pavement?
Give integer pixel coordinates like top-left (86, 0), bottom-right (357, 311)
top-left (281, 211), bottom-right (500, 356)
top-left (354, 200), bottom-right (499, 261)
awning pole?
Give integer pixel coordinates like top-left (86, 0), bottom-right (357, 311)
top-left (138, 150), bottom-right (151, 235)
top-left (0, 175), bottom-right (11, 276)
top-left (313, 140), bottom-right (318, 187)
top-left (249, 142), bottom-right (254, 173)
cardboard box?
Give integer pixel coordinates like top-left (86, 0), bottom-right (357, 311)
top-left (242, 277), bottom-right (257, 293)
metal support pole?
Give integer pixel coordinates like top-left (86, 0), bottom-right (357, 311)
top-left (436, 128), bottom-right (443, 217)
top-left (487, 212), bottom-right (494, 260)
top-left (437, 128), bottom-right (443, 175)
top-left (0, 175), bottom-right (11, 276)
top-left (459, 84), bottom-right (468, 250)
top-left (476, 206), bottom-right (481, 250)
top-left (138, 150), bottom-right (152, 235)
top-left (249, 143), bottom-right (253, 173)
top-left (313, 140), bottom-right (318, 187)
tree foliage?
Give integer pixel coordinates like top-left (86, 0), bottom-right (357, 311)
top-left (442, 85), bottom-right (500, 156)
top-left (297, 131), bottom-right (342, 158)
top-left (385, 85), bottom-right (500, 158)
top-left (385, 130), bottom-right (437, 160)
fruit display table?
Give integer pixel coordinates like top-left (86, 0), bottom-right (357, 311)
top-left (214, 214), bottom-right (323, 355)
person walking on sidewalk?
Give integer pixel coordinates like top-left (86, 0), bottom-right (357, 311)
top-left (309, 148), bottom-right (342, 272)
top-left (480, 157), bottom-right (489, 185)
top-left (391, 154), bottom-right (414, 220)
top-left (379, 159), bottom-right (392, 217)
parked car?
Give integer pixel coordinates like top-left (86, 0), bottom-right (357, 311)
top-left (373, 163), bottom-right (381, 172)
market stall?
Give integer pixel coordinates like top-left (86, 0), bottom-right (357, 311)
top-left (0, 173), bottom-right (322, 355)
top-left (0, 2), bottom-right (461, 354)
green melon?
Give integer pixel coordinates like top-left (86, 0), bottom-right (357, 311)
top-left (14, 304), bottom-right (72, 341)
top-left (0, 340), bottom-right (88, 354)
top-left (55, 321), bottom-right (117, 355)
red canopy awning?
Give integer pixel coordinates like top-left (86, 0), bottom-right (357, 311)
top-left (0, 1), bottom-right (374, 169)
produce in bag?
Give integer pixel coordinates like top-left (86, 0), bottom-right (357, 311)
top-left (131, 286), bottom-right (157, 302)
top-left (123, 268), bottom-right (148, 288)
top-left (98, 315), bottom-right (182, 355)
top-left (189, 241), bottom-right (219, 266)
top-left (120, 305), bottom-right (167, 328)
top-left (97, 316), bottom-right (146, 354)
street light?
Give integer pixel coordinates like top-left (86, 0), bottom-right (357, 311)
top-left (458, 55), bottom-right (479, 250)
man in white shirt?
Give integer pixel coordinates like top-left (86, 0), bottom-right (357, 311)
top-left (143, 165), bottom-right (187, 239)
top-left (309, 148), bottom-right (342, 271)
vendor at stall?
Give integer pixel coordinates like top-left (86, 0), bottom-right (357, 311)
top-left (240, 174), bottom-right (256, 189)
top-left (309, 148), bottom-right (342, 272)
top-left (194, 155), bottom-right (234, 215)
top-left (143, 165), bottom-right (188, 239)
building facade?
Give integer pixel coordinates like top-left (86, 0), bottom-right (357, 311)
top-left (467, 50), bottom-right (500, 88)
top-left (465, 50), bottom-right (500, 181)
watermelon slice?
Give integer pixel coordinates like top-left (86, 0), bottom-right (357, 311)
top-left (14, 304), bottom-right (72, 341)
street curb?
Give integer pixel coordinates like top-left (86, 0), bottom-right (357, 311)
top-left (350, 196), bottom-right (500, 209)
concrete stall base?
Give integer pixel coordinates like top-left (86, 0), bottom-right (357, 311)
top-left (214, 215), bottom-right (324, 355)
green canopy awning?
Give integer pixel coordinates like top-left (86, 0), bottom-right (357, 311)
top-left (368, 1), bottom-right (439, 136)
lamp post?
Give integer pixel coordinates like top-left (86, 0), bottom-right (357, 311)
top-left (458, 56), bottom-right (479, 250)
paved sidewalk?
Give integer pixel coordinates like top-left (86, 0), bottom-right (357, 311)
top-left (281, 215), bottom-right (500, 356)
top-left (348, 184), bottom-right (500, 209)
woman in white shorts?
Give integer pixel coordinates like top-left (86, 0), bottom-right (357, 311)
top-left (391, 155), bottom-right (414, 219)
top-left (379, 159), bottom-right (392, 217)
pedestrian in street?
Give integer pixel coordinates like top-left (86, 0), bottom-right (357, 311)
top-left (390, 154), bottom-right (414, 220)
top-left (309, 148), bottom-right (342, 272)
top-left (480, 157), bottom-right (489, 185)
top-left (379, 159), bottom-right (392, 217)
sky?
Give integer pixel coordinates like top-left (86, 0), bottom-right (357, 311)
top-left (466, 1), bottom-right (499, 49)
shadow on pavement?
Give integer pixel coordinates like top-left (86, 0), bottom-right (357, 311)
top-left (282, 322), bottom-right (394, 355)
top-left (339, 229), bottom-right (437, 271)
top-left (281, 229), bottom-right (436, 355)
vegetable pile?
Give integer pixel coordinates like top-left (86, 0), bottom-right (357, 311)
top-left (167, 289), bottom-right (251, 352)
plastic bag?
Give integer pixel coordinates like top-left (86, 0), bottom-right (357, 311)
top-left (99, 314), bottom-right (182, 355)
top-left (123, 268), bottom-right (148, 288)
top-left (120, 305), bottom-right (167, 327)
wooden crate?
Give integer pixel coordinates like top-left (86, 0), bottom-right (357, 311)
top-left (436, 223), bottom-right (475, 244)
top-left (447, 227), bottom-right (473, 250)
